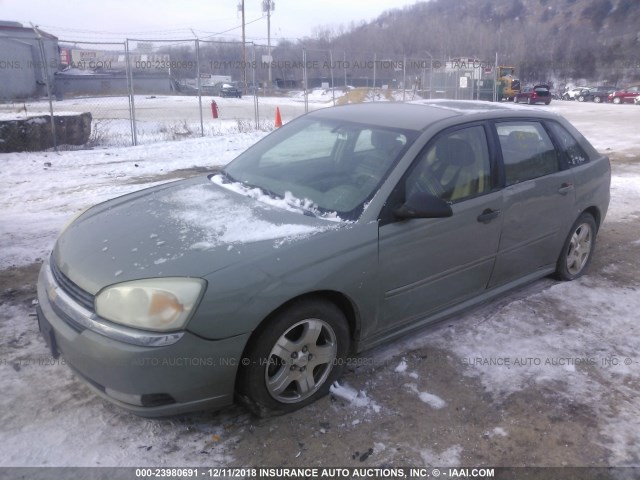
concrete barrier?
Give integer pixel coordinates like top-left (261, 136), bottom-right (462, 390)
top-left (0, 112), bottom-right (92, 152)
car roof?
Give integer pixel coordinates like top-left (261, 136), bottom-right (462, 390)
top-left (306, 100), bottom-right (558, 131)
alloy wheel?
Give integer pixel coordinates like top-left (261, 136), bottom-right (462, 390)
top-left (265, 318), bottom-right (337, 404)
top-left (566, 222), bottom-right (593, 276)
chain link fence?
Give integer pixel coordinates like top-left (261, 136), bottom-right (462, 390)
top-left (1, 30), bottom-right (494, 152)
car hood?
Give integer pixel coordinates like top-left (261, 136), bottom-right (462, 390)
top-left (52, 176), bottom-right (341, 295)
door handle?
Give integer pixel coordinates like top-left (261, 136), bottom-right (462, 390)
top-left (477, 208), bottom-right (501, 224)
top-left (558, 182), bottom-right (574, 195)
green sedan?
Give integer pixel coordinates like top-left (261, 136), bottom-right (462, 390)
top-left (36, 101), bottom-right (610, 417)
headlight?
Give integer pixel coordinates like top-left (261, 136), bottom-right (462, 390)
top-left (95, 278), bottom-right (206, 331)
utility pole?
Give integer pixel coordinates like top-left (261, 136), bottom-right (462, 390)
top-left (262, 0), bottom-right (275, 92)
top-left (240, 0), bottom-right (246, 94)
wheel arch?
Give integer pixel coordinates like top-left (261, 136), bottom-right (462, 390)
top-left (581, 206), bottom-right (602, 231)
top-left (238, 290), bottom-right (361, 365)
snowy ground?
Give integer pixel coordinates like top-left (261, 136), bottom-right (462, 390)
top-left (1, 99), bottom-right (640, 468)
top-left (0, 91), bottom-right (336, 147)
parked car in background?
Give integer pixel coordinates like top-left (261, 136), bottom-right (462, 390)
top-left (580, 87), bottom-right (616, 103)
top-left (200, 82), bottom-right (242, 97)
top-left (220, 83), bottom-right (242, 98)
top-left (562, 87), bottom-right (592, 101)
top-left (36, 101), bottom-right (610, 417)
top-left (608, 85), bottom-right (640, 104)
top-left (515, 84), bottom-right (552, 105)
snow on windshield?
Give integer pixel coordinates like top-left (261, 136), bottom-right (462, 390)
top-left (163, 183), bottom-right (333, 249)
top-left (210, 174), bottom-right (345, 222)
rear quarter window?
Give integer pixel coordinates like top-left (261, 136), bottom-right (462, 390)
top-left (547, 122), bottom-right (590, 167)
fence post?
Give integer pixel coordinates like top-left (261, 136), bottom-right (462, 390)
top-left (124, 39), bottom-right (138, 146)
top-left (194, 38), bottom-right (204, 137)
top-left (31, 24), bottom-right (57, 152)
top-left (372, 52), bottom-right (377, 102)
top-left (343, 51), bottom-right (347, 88)
top-left (303, 48), bottom-right (308, 113)
top-left (429, 58), bottom-right (434, 99)
top-left (329, 50), bottom-right (335, 106)
top-left (252, 43), bottom-right (259, 129)
top-left (192, 38), bottom-right (204, 137)
top-left (402, 56), bottom-right (406, 102)
top-left (494, 53), bottom-right (498, 102)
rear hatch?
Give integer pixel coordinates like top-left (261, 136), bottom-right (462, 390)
top-left (534, 85), bottom-right (550, 97)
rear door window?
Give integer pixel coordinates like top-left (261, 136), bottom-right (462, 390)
top-left (496, 122), bottom-right (559, 185)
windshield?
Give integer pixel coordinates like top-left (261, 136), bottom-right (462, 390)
top-left (221, 117), bottom-right (417, 221)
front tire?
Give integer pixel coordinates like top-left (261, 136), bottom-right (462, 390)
top-left (613, 97), bottom-right (621, 104)
top-left (594, 96), bottom-right (602, 103)
top-left (237, 299), bottom-right (349, 416)
top-left (556, 213), bottom-right (597, 281)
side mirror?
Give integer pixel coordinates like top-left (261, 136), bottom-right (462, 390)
top-left (394, 192), bottom-right (453, 219)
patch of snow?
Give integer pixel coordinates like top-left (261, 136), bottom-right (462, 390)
top-left (210, 174), bottom-right (344, 222)
top-left (330, 382), bottom-right (381, 413)
top-left (374, 442), bottom-right (386, 453)
top-left (485, 427), bottom-right (508, 438)
top-left (420, 445), bottom-right (463, 466)
top-left (165, 184), bottom-right (328, 248)
top-left (394, 359), bottom-right (408, 373)
top-left (405, 383), bottom-right (447, 409)
top-left (606, 174), bottom-right (640, 223)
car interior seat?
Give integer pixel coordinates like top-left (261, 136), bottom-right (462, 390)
top-left (432, 137), bottom-right (478, 201)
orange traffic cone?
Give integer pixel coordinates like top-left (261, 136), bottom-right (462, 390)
top-left (274, 107), bottom-right (283, 128)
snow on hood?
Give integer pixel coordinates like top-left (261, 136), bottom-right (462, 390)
top-left (52, 177), bottom-right (340, 293)
top-left (164, 182), bottom-right (332, 250)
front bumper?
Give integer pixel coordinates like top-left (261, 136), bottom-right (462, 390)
top-left (36, 259), bottom-right (249, 417)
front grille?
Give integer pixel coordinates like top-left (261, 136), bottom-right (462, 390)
top-left (50, 259), bottom-right (95, 312)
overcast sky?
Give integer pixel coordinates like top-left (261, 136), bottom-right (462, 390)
top-left (1, 0), bottom-right (421, 43)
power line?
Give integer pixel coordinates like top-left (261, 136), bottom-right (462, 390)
top-left (35, 16), bottom-right (267, 41)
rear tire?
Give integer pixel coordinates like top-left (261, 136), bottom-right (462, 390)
top-left (236, 299), bottom-right (349, 417)
top-left (594, 96), bottom-right (602, 103)
top-left (556, 213), bottom-right (597, 281)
